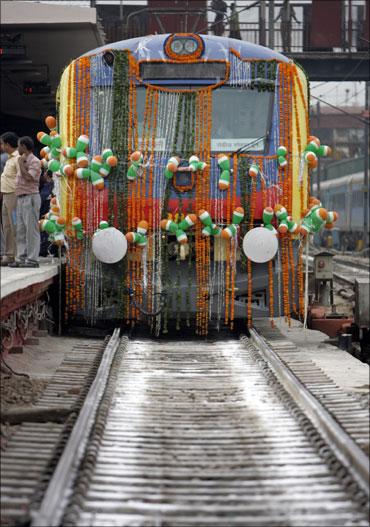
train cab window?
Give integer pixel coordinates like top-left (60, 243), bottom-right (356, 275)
top-left (211, 88), bottom-right (272, 152)
top-left (132, 86), bottom-right (272, 153)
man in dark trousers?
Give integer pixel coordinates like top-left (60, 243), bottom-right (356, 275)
top-left (229, 2), bottom-right (242, 40)
top-left (0, 132), bottom-right (19, 265)
top-left (211, 0), bottom-right (227, 36)
top-left (9, 136), bottom-right (42, 268)
top-left (274, 0), bottom-right (300, 52)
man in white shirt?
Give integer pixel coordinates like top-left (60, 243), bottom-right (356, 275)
top-left (0, 132), bottom-right (19, 265)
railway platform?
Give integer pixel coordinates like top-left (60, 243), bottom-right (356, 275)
top-left (1, 258), bottom-right (60, 355)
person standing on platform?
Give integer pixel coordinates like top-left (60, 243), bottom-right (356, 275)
top-left (229, 3), bottom-right (242, 40)
top-left (211, 0), bottom-right (227, 36)
top-left (274, 0), bottom-right (300, 52)
top-left (0, 132), bottom-right (19, 266)
top-left (0, 150), bottom-right (9, 257)
top-left (9, 136), bottom-right (41, 268)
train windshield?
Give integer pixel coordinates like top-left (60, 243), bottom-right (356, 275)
top-left (211, 88), bottom-right (271, 152)
top-left (134, 86), bottom-right (272, 152)
top-left (95, 86), bottom-right (272, 152)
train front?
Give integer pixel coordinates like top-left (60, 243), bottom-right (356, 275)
top-left (56, 33), bottom-right (311, 334)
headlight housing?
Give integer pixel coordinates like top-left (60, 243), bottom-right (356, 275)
top-left (164, 34), bottom-right (204, 61)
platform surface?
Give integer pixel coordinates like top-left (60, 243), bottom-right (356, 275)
top-left (1, 259), bottom-right (59, 300)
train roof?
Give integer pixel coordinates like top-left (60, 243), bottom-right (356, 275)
top-left (81, 33), bottom-right (290, 63)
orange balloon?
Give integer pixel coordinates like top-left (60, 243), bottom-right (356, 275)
top-left (305, 151), bottom-right (317, 164)
top-left (317, 208), bottom-right (328, 221)
top-left (308, 157), bottom-right (318, 169)
top-left (138, 220), bottom-right (149, 231)
top-left (77, 158), bottom-right (89, 169)
top-left (167, 162), bottom-right (178, 173)
top-left (56, 217), bottom-right (66, 225)
top-left (332, 211), bottom-right (339, 221)
top-left (63, 165), bottom-right (74, 178)
top-left (45, 116), bottom-right (57, 130)
top-left (49, 130), bottom-right (58, 137)
top-left (325, 223), bottom-right (334, 229)
top-left (37, 131), bottom-right (45, 142)
top-left (107, 155), bottom-right (118, 167)
top-left (125, 232), bottom-right (135, 243)
top-left (308, 135), bottom-right (320, 146)
top-left (130, 151), bottom-right (142, 162)
top-left (93, 155), bottom-right (103, 163)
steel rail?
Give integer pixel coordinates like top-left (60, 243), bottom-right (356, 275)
top-left (249, 328), bottom-right (370, 497)
top-left (30, 328), bottom-right (121, 527)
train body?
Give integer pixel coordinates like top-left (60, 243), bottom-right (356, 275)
top-left (313, 172), bottom-right (365, 250)
top-left (54, 33), bottom-right (312, 334)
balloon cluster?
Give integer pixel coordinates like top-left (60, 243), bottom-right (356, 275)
top-left (37, 116), bottom-right (117, 189)
top-left (39, 197), bottom-right (83, 246)
top-left (161, 214), bottom-right (197, 244)
top-left (198, 208), bottom-right (244, 239)
top-left (198, 210), bottom-right (221, 237)
top-left (126, 220), bottom-right (149, 247)
top-left (303, 136), bottom-right (331, 169)
top-left (73, 148), bottom-right (117, 190)
top-left (276, 145), bottom-right (288, 169)
top-left (221, 207), bottom-right (245, 239)
top-left (127, 151), bottom-right (148, 181)
top-left (217, 155), bottom-right (231, 190)
top-left (274, 205), bottom-right (300, 234)
top-left (164, 155), bottom-right (207, 181)
top-left (300, 197), bottom-right (338, 236)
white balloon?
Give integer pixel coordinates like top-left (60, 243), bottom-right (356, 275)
top-left (92, 227), bottom-right (127, 264)
top-left (242, 227), bottom-right (278, 263)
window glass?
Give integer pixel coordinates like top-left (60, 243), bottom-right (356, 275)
top-left (135, 86), bottom-right (271, 152)
top-left (211, 87), bottom-right (271, 152)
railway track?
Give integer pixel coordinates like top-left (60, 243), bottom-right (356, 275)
top-left (10, 329), bottom-right (365, 527)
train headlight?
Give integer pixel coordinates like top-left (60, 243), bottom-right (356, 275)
top-left (165, 34), bottom-right (204, 60)
top-left (170, 39), bottom-right (185, 55)
top-left (184, 39), bottom-right (198, 54)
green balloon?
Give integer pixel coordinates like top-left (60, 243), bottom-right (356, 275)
top-left (305, 142), bottom-right (319, 155)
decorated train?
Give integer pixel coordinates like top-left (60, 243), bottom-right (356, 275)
top-left (38, 33), bottom-right (338, 335)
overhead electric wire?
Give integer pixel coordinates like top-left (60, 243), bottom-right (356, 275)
top-left (311, 95), bottom-right (369, 125)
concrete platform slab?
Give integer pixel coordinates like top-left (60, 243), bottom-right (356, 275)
top-left (263, 318), bottom-right (369, 394)
top-left (1, 260), bottom-right (59, 300)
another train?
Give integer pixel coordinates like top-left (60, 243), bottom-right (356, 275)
top-left (313, 172), bottom-right (365, 250)
top-left (39, 33), bottom-right (335, 334)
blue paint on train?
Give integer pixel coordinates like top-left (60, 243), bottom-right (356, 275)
top-left (82, 34), bottom-right (289, 63)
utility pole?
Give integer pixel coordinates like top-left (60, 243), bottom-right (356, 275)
top-left (316, 101), bottom-right (321, 199)
top-left (364, 81), bottom-right (369, 249)
top-left (268, 0), bottom-right (275, 49)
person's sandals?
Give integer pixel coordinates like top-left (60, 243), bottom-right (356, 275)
top-left (8, 261), bottom-right (22, 268)
top-left (19, 261), bottom-right (40, 268)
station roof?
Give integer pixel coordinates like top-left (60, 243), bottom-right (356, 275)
top-left (1, 1), bottom-right (105, 121)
